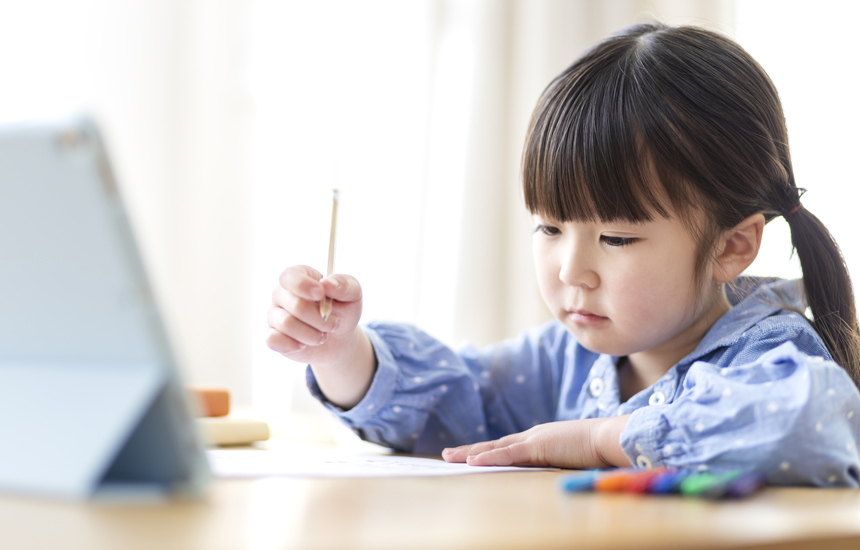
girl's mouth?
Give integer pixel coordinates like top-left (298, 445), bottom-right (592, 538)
top-left (567, 309), bottom-right (609, 326)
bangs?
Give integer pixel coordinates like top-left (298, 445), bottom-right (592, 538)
top-left (522, 29), bottom-right (697, 225)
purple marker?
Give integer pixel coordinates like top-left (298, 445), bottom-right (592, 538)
top-left (724, 472), bottom-right (766, 498)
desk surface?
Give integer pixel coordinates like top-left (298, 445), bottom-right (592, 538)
top-left (3, 453), bottom-right (860, 550)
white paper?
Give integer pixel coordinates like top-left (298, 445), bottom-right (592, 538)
top-left (207, 449), bottom-right (549, 478)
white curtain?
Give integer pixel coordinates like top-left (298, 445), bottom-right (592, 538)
top-left (737, 1), bottom-right (860, 287)
top-left (12, 0), bottom-right (855, 437)
top-left (248, 0), bottom-right (736, 427)
top-left (0, 0), bottom-right (255, 404)
top-left (0, 1), bottom-right (736, 427)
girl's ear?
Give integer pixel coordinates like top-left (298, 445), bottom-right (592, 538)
top-left (713, 213), bottom-right (766, 283)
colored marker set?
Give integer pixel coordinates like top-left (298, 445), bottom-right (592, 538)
top-left (559, 467), bottom-right (766, 499)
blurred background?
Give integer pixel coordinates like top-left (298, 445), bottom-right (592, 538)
top-left (2, 0), bottom-right (857, 435)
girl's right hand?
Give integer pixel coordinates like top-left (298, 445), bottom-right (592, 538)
top-left (266, 265), bottom-right (364, 368)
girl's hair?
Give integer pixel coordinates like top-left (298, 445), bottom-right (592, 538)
top-left (522, 22), bottom-right (860, 387)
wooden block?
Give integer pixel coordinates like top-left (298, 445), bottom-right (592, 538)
top-left (187, 387), bottom-right (231, 417)
top-left (197, 418), bottom-right (270, 446)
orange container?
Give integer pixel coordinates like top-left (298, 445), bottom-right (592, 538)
top-left (187, 387), bottom-right (231, 417)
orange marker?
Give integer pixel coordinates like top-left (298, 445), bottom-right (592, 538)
top-left (594, 467), bottom-right (667, 493)
top-left (593, 469), bottom-right (638, 492)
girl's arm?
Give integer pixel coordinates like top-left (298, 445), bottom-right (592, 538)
top-left (305, 320), bottom-right (577, 454)
top-left (267, 265), bottom-right (376, 409)
top-left (617, 340), bottom-right (860, 485)
top-left (445, 323), bottom-right (860, 482)
top-left (308, 325), bottom-right (377, 410)
top-left (269, 266), bottom-right (580, 456)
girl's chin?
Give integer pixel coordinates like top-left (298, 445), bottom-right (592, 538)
top-left (564, 327), bottom-right (637, 357)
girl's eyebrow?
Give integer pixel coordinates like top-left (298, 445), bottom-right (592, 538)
top-left (532, 214), bottom-right (657, 228)
top-left (604, 220), bottom-right (650, 228)
top-left (601, 228), bottom-right (641, 234)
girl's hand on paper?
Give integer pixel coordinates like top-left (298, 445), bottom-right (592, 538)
top-left (441, 416), bottom-right (633, 469)
top-left (266, 265), bottom-right (363, 366)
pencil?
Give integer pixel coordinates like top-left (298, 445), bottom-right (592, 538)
top-left (320, 189), bottom-right (339, 322)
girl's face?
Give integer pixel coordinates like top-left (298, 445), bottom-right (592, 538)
top-left (533, 212), bottom-right (725, 364)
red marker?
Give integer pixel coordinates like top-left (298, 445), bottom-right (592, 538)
top-left (626, 467), bottom-right (668, 493)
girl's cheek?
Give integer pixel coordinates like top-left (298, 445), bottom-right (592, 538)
top-left (609, 274), bottom-right (660, 320)
top-left (535, 274), bottom-right (560, 310)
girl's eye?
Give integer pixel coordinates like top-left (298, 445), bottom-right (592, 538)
top-left (601, 235), bottom-right (637, 247)
top-left (534, 224), bottom-right (560, 236)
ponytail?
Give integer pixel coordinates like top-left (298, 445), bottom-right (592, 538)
top-left (785, 204), bottom-right (860, 388)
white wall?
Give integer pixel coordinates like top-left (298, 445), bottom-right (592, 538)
top-left (0, 1), bottom-right (256, 404)
top-left (11, 1), bottom-right (851, 425)
top-left (248, 1), bottom-right (435, 422)
top-left (738, 1), bottom-right (860, 290)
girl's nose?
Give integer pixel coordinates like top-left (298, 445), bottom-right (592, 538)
top-left (559, 249), bottom-right (600, 289)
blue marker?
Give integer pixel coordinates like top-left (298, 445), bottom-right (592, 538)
top-left (648, 469), bottom-right (691, 494)
top-left (559, 470), bottom-right (601, 492)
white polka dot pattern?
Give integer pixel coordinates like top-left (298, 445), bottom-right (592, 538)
top-left (302, 283), bottom-right (860, 485)
top-left (589, 378), bottom-right (605, 397)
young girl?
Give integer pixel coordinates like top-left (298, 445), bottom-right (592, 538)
top-left (267, 23), bottom-right (860, 485)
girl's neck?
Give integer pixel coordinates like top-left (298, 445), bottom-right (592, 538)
top-left (617, 285), bottom-right (732, 402)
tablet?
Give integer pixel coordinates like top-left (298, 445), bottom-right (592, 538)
top-left (0, 115), bottom-right (209, 499)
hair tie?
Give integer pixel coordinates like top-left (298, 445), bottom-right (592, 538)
top-left (785, 202), bottom-right (804, 217)
top-left (781, 187), bottom-right (807, 218)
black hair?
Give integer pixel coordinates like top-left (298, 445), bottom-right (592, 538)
top-left (522, 22), bottom-right (860, 386)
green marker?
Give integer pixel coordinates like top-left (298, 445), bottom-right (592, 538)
top-left (680, 471), bottom-right (741, 498)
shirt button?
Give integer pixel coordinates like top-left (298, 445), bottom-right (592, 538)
top-left (636, 455), bottom-right (653, 469)
top-left (648, 390), bottom-right (666, 406)
top-left (589, 378), bottom-right (605, 397)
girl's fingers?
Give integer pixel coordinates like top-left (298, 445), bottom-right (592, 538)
top-left (271, 285), bottom-right (338, 333)
top-left (273, 270), bottom-right (361, 334)
top-left (320, 274), bottom-right (362, 303)
top-left (466, 442), bottom-right (532, 467)
top-left (279, 265), bottom-right (325, 301)
top-left (442, 443), bottom-right (488, 463)
top-left (441, 446), bottom-right (467, 463)
top-left (265, 328), bottom-right (307, 355)
top-left (267, 306), bottom-right (327, 347)
top-left (442, 434), bottom-right (519, 463)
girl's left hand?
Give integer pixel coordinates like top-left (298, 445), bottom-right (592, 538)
top-left (441, 416), bottom-right (633, 469)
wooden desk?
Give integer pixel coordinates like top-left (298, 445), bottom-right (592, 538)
top-left (3, 458), bottom-right (860, 550)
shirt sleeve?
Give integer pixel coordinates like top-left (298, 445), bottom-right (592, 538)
top-left (620, 326), bottom-right (860, 486)
top-left (305, 320), bottom-right (573, 454)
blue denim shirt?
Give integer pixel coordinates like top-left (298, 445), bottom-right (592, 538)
top-left (307, 278), bottom-right (860, 486)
